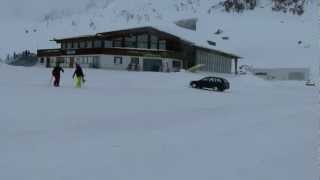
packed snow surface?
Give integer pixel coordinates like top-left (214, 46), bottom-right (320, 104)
top-left (0, 65), bottom-right (318, 180)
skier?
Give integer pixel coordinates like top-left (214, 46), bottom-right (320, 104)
top-left (72, 63), bottom-right (85, 88)
top-left (52, 63), bottom-right (64, 87)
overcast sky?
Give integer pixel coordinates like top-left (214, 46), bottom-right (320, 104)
top-left (0, 0), bottom-right (93, 21)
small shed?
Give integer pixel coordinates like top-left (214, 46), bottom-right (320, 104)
top-left (251, 68), bottom-right (310, 81)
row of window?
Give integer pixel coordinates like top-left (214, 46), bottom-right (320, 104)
top-left (114, 57), bottom-right (123, 65)
top-left (61, 35), bottom-right (167, 50)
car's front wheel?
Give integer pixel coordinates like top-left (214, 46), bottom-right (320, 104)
top-left (191, 83), bottom-right (198, 88)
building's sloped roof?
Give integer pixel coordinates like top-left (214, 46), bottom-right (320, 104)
top-left (53, 24), bottom-right (241, 59)
top-left (149, 24), bottom-right (241, 59)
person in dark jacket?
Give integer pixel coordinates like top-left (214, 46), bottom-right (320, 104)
top-left (72, 63), bottom-right (85, 88)
top-left (52, 63), bottom-right (64, 87)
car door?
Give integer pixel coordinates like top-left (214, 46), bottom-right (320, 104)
top-left (200, 77), bottom-right (210, 87)
top-left (214, 78), bottom-right (223, 89)
top-left (208, 78), bottom-right (215, 88)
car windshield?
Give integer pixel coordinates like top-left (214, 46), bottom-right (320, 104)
top-left (221, 79), bottom-right (228, 83)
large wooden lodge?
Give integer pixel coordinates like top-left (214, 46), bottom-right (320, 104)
top-left (37, 26), bottom-right (241, 74)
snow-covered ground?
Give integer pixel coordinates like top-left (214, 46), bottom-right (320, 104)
top-left (0, 65), bottom-right (318, 180)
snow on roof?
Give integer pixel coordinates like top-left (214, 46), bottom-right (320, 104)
top-left (149, 24), bottom-right (242, 58)
top-left (53, 23), bottom-right (241, 59)
top-left (54, 34), bottom-right (96, 41)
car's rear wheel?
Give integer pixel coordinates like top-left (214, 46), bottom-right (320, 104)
top-left (218, 86), bottom-right (225, 92)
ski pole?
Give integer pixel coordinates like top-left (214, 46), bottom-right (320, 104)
top-left (49, 76), bottom-right (53, 87)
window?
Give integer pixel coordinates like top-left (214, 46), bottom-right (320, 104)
top-left (67, 42), bottom-right (72, 49)
top-left (80, 41), bottom-right (86, 48)
top-left (207, 40), bottom-right (216, 46)
top-left (125, 36), bottom-right (137, 48)
top-left (94, 40), bottom-right (102, 48)
top-left (159, 40), bottom-right (166, 50)
top-left (114, 38), bottom-right (123, 47)
top-left (87, 56), bottom-right (93, 64)
top-left (73, 42), bottom-right (79, 49)
top-left (150, 35), bottom-right (158, 49)
top-left (255, 72), bottom-right (267, 76)
top-left (172, 61), bottom-right (181, 68)
top-left (87, 41), bottom-right (92, 48)
top-left (61, 43), bottom-right (66, 49)
top-left (56, 57), bottom-right (65, 64)
top-left (213, 78), bottom-right (222, 83)
top-left (104, 40), bottom-right (113, 48)
top-left (201, 77), bottom-right (210, 81)
top-left (131, 57), bottom-right (139, 64)
top-left (92, 56), bottom-right (100, 68)
top-left (137, 34), bottom-right (148, 49)
top-left (114, 56), bottom-right (123, 65)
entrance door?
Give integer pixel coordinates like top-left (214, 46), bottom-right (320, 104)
top-left (143, 59), bottom-right (162, 72)
top-left (69, 57), bottom-right (75, 68)
top-left (129, 57), bottom-right (140, 71)
top-left (46, 58), bottom-right (50, 68)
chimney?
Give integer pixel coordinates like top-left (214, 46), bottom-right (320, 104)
top-left (175, 18), bottom-right (198, 31)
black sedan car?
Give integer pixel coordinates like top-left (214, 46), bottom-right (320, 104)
top-left (190, 77), bottom-right (230, 92)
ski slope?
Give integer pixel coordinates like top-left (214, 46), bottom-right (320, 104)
top-left (0, 65), bottom-right (318, 180)
top-left (0, 0), bottom-right (318, 77)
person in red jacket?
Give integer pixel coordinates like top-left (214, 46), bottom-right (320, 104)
top-left (52, 63), bottom-right (64, 87)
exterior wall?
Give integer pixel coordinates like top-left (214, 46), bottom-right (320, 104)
top-left (99, 54), bottom-right (183, 72)
top-left (251, 68), bottom-right (310, 81)
top-left (37, 56), bottom-right (57, 68)
top-left (99, 55), bottom-right (131, 70)
top-left (37, 57), bottom-right (47, 67)
top-left (196, 49), bottom-right (233, 74)
top-left (38, 54), bottom-right (183, 72)
top-left (38, 55), bottom-right (100, 68)
top-left (180, 44), bottom-right (196, 69)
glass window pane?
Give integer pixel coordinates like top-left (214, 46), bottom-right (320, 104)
top-left (104, 40), bottom-right (113, 48)
top-left (150, 35), bottom-right (158, 49)
top-left (67, 42), bottom-right (72, 49)
top-left (159, 40), bottom-right (166, 50)
top-left (114, 56), bottom-right (123, 64)
top-left (125, 36), bottom-right (137, 48)
top-left (137, 34), bottom-right (148, 49)
top-left (94, 40), bottom-right (102, 48)
top-left (80, 41), bottom-right (86, 48)
top-left (113, 38), bottom-right (122, 47)
top-left (73, 42), bottom-right (79, 49)
top-left (87, 41), bottom-right (92, 48)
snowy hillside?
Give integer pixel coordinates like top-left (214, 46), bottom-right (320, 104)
top-left (0, 65), bottom-right (318, 180)
top-left (0, 0), bottom-right (318, 76)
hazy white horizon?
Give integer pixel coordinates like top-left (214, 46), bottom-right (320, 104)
top-left (0, 0), bottom-right (112, 21)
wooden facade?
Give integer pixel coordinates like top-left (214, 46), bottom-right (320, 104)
top-left (37, 26), bottom-right (241, 73)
